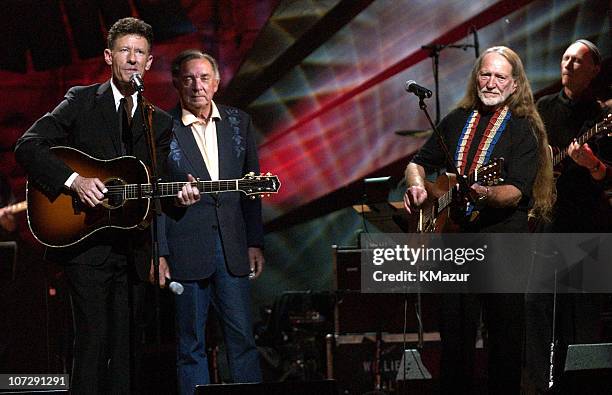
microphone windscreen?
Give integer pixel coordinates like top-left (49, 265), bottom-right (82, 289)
top-left (169, 281), bottom-right (184, 295)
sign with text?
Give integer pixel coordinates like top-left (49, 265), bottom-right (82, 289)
top-left (361, 233), bottom-right (612, 293)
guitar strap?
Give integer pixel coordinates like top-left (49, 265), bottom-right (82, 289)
top-left (454, 106), bottom-right (511, 175)
top-left (454, 106), bottom-right (511, 214)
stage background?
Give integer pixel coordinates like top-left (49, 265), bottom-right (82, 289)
top-left (0, 0), bottom-right (609, 375)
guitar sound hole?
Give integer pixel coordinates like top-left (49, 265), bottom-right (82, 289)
top-left (102, 178), bottom-right (126, 209)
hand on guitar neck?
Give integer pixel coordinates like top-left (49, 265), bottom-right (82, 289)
top-left (175, 174), bottom-right (200, 206)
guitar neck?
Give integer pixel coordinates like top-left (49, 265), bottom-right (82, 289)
top-left (125, 180), bottom-right (242, 199)
top-left (553, 116), bottom-right (609, 166)
top-left (158, 180), bottom-right (243, 197)
top-left (6, 200), bottom-right (27, 214)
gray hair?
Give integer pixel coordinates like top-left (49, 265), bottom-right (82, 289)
top-left (171, 49), bottom-right (220, 80)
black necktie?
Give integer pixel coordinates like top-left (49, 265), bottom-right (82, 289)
top-left (119, 96), bottom-right (134, 155)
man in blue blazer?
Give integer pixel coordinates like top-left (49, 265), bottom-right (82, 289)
top-left (154, 49), bottom-right (265, 394)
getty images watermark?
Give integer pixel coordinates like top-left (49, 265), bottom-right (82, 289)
top-left (360, 233), bottom-right (612, 293)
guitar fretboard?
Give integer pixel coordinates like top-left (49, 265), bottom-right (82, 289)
top-left (553, 113), bottom-right (611, 166)
top-left (103, 178), bottom-right (276, 200)
top-left (147, 180), bottom-right (241, 198)
top-left (435, 169), bottom-right (479, 215)
top-left (121, 180), bottom-right (241, 199)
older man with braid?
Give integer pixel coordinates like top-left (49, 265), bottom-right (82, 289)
top-left (404, 46), bottom-right (554, 394)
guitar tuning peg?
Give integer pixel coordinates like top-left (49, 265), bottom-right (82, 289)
top-left (247, 172), bottom-right (255, 176)
top-left (266, 172), bottom-right (271, 176)
top-left (250, 195), bottom-right (256, 200)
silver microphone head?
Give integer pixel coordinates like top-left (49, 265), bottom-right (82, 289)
top-left (169, 281), bottom-right (184, 295)
top-left (130, 73), bottom-right (144, 93)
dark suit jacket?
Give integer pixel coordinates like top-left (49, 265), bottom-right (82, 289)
top-left (15, 81), bottom-right (173, 280)
top-left (158, 104), bottom-right (264, 280)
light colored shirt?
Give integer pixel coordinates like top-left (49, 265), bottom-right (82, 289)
top-left (181, 101), bottom-right (222, 181)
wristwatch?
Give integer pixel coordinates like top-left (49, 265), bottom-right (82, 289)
top-left (589, 161), bottom-right (602, 173)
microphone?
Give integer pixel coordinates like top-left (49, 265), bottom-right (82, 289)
top-left (471, 26), bottom-right (479, 59)
top-left (405, 80), bottom-right (433, 99)
top-left (167, 279), bottom-right (184, 295)
top-left (130, 73), bottom-right (144, 93)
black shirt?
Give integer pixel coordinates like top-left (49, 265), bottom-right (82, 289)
top-left (412, 107), bottom-right (538, 232)
top-left (537, 90), bottom-right (610, 231)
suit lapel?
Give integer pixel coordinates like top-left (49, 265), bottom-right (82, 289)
top-left (216, 111), bottom-right (235, 181)
top-left (95, 81), bottom-right (122, 157)
top-left (174, 120), bottom-right (212, 181)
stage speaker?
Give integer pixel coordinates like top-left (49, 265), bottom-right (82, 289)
top-left (556, 343), bottom-right (612, 394)
top-left (195, 380), bottom-right (338, 395)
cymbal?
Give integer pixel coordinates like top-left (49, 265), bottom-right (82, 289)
top-left (394, 129), bottom-right (432, 137)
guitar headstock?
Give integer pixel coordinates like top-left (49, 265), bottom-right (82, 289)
top-left (240, 172), bottom-right (281, 198)
top-left (600, 111), bottom-right (612, 137)
top-left (476, 158), bottom-right (504, 186)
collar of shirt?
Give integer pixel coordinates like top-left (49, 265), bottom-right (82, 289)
top-left (110, 79), bottom-right (138, 117)
top-left (558, 89), bottom-right (574, 107)
top-left (181, 101), bottom-right (222, 127)
top-left (558, 88), bottom-right (596, 109)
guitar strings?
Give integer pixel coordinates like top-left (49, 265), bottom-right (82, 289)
top-left (102, 179), bottom-right (277, 197)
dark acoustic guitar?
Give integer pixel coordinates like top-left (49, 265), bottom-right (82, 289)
top-left (26, 146), bottom-right (281, 248)
top-left (412, 158), bottom-right (504, 233)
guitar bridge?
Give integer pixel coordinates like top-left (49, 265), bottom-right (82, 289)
top-left (72, 195), bottom-right (82, 214)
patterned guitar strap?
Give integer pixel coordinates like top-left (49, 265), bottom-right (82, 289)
top-left (454, 106), bottom-right (511, 216)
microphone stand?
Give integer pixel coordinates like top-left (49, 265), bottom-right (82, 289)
top-left (548, 269), bottom-right (558, 390)
top-left (414, 94), bottom-right (474, 203)
top-left (137, 89), bottom-right (164, 382)
top-left (421, 43), bottom-right (475, 125)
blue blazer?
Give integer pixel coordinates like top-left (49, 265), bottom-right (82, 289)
top-left (158, 105), bottom-right (264, 280)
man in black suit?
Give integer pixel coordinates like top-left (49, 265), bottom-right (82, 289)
top-left (153, 50), bottom-right (264, 395)
top-left (15, 18), bottom-right (198, 394)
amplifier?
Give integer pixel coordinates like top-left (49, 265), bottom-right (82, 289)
top-left (332, 246), bottom-right (439, 334)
